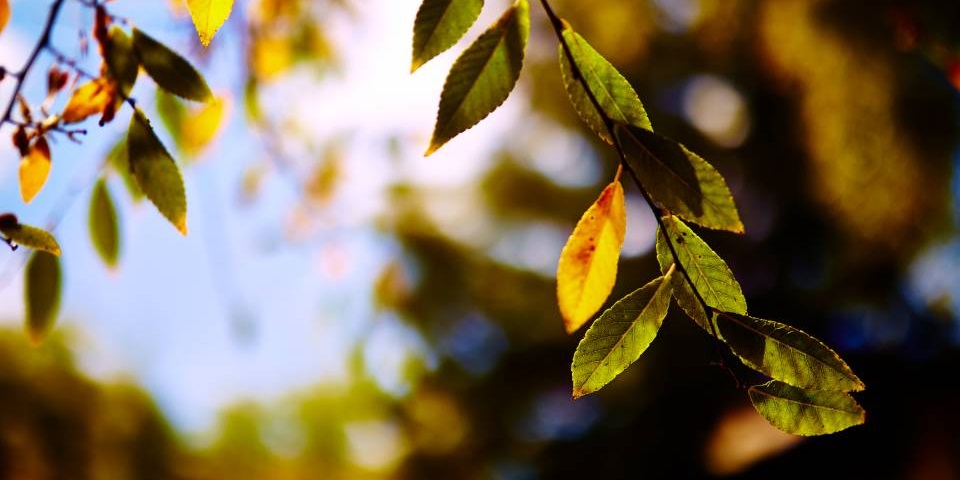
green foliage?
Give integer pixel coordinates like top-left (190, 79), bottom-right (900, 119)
top-left (616, 124), bottom-right (743, 232)
top-left (656, 215), bottom-right (746, 329)
top-left (133, 28), bottom-right (213, 102)
top-left (571, 266), bottom-right (674, 398)
top-left (0, 216), bottom-right (61, 256)
top-left (105, 26), bottom-right (139, 98)
top-left (89, 178), bottom-right (120, 269)
top-left (412, 0), bottom-right (484, 72)
top-left (426, 0), bottom-right (529, 155)
top-left (558, 24), bottom-right (651, 143)
top-left (749, 380), bottom-right (866, 436)
top-left (127, 110), bottom-right (188, 235)
top-left (24, 251), bottom-right (61, 343)
top-left (715, 312), bottom-right (864, 392)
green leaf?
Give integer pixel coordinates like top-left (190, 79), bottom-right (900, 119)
top-left (616, 123), bottom-right (743, 233)
top-left (0, 221), bottom-right (61, 256)
top-left (571, 266), bottom-right (674, 398)
top-left (106, 137), bottom-right (144, 203)
top-left (656, 215), bottom-right (745, 331)
top-left (749, 380), bottom-right (865, 436)
top-left (426, 0), bottom-right (529, 155)
top-left (24, 251), bottom-right (61, 344)
top-left (105, 26), bottom-right (139, 97)
top-left (715, 312), bottom-right (864, 392)
top-left (127, 110), bottom-right (188, 235)
top-left (156, 89), bottom-right (186, 150)
top-left (412, 0), bottom-right (484, 72)
top-left (132, 28), bottom-right (213, 102)
top-left (559, 24), bottom-right (651, 143)
top-left (89, 178), bottom-right (120, 268)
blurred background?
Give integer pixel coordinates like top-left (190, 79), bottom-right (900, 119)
top-left (0, 0), bottom-right (959, 478)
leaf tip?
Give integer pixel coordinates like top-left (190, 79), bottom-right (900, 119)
top-left (176, 218), bottom-right (188, 236)
top-left (411, 58), bottom-right (424, 74)
top-left (571, 388), bottom-right (587, 400)
top-left (423, 141), bottom-right (442, 157)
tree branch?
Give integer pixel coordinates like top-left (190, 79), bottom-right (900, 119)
top-left (0, 0), bottom-right (68, 126)
top-left (538, 0), bottom-right (739, 385)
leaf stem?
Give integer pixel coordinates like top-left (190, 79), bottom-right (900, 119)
top-left (538, 0), bottom-right (739, 386)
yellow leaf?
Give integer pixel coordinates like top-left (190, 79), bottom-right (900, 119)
top-left (0, 0), bottom-right (10, 36)
top-left (251, 34), bottom-right (292, 81)
top-left (19, 138), bottom-right (51, 204)
top-left (61, 78), bottom-right (115, 124)
top-left (181, 95), bottom-right (226, 157)
top-left (187, 0), bottom-right (234, 47)
top-left (557, 180), bottom-right (627, 333)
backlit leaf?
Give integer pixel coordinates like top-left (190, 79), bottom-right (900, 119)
top-left (0, 0), bottom-right (10, 36)
top-left (181, 96), bottom-right (226, 157)
top-left (426, 0), bottom-right (528, 155)
top-left (186, 0), bottom-right (233, 47)
top-left (571, 266), bottom-right (674, 398)
top-left (127, 110), bottom-right (188, 235)
top-left (412, 0), bottom-right (483, 72)
top-left (24, 251), bottom-right (61, 344)
top-left (559, 24), bottom-right (651, 143)
top-left (715, 312), bottom-right (864, 392)
top-left (616, 123), bottom-right (743, 232)
top-left (61, 78), bottom-right (115, 124)
top-left (104, 26), bottom-right (139, 97)
top-left (557, 180), bottom-right (626, 333)
top-left (19, 137), bottom-right (51, 203)
top-left (656, 215), bottom-right (745, 331)
top-left (89, 178), bottom-right (120, 268)
top-left (133, 28), bottom-right (213, 102)
top-left (0, 222), bottom-right (60, 256)
top-left (106, 137), bottom-right (144, 202)
top-left (749, 380), bottom-right (865, 436)
top-left (156, 89), bottom-right (186, 149)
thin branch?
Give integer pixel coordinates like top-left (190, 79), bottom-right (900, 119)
top-left (1, 0), bottom-right (68, 125)
top-left (538, 0), bottom-right (740, 385)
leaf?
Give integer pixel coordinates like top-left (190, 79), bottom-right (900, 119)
top-left (19, 137), bottom-right (51, 203)
top-left (656, 215), bottom-right (745, 331)
top-left (89, 178), bottom-right (120, 268)
top-left (181, 96), bottom-right (226, 157)
top-left (571, 266), bottom-right (674, 398)
top-left (24, 251), bottom-right (61, 344)
top-left (0, 222), bottom-right (60, 256)
top-left (749, 380), bottom-right (865, 436)
top-left (127, 110), bottom-right (188, 235)
top-left (558, 24), bottom-right (651, 143)
top-left (133, 28), bottom-right (213, 102)
top-left (106, 137), bottom-right (144, 202)
top-left (0, 0), bottom-right (10, 36)
top-left (156, 89), bottom-right (186, 149)
top-left (104, 26), bottom-right (139, 97)
top-left (426, 0), bottom-right (529, 155)
top-left (557, 180), bottom-right (626, 333)
top-left (616, 123), bottom-right (743, 232)
top-left (411, 0), bottom-right (484, 72)
top-left (61, 78), bottom-right (115, 124)
top-left (186, 0), bottom-right (234, 47)
top-left (715, 312), bottom-right (864, 392)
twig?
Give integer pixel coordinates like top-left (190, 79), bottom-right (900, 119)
top-left (0, 0), bottom-right (68, 125)
top-left (539, 0), bottom-right (740, 386)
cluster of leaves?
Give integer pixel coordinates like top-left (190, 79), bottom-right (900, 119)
top-left (0, 0), bottom-right (232, 343)
top-left (413, 0), bottom-right (865, 436)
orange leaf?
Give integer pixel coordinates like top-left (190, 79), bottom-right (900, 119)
top-left (0, 0), bottom-right (10, 36)
top-left (557, 180), bottom-right (627, 333)
top-left (61, 78), bottom-right (115, 124)
top-left (19, 138), bottom-right (52, 203)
